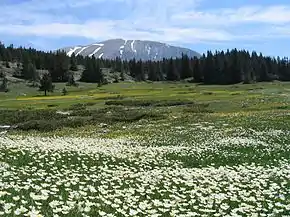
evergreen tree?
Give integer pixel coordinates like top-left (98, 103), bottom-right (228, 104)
top-left (157, 61), bottom-right (165, 81)
top-left (259, 59), bottom-right (269, 82)
top-left (81, 57), bottom-right (93, 82)
top-left (181, 54), bottom-right (192, 79)
top-left (148, 61), bottom-right (158, 81)
top-left (213, 52), bottom-right (224, 84)
top-left (5, 61), bottom-right (10, 68)
top-left (22, 59), bottom-right (38, 81)
top-left (67, 72), bottom-right (77, 86)
top-left (39, 73), bottom-right (54, 96)
top-left (81, 56), bottom-right (103, 83)
top-left (135, 60), bottom-right (145, 81)
top-left (230, 49), bottom-right (242, 84)
top-left (49, 51), bottom-right (70, 82)
top-left (203, 51), bottom-right (215, 84)
top-left (192, 57), bottom-right (202, 82)
top-left (166, 58), bottom-right (180, 81)
top-left (120, 70), bottom-right (125, 81)
top-left (129, 59), bottom-right (137, 78)
top-left (62, 87), bottom-right (68, 96)
top-left (70, 53), bottom-right (78, 71)
top-left (21, 53), bottom-right (30, 79)
top-left (13, 63), bottom-right (22, 78)
top-left (0, 76), bottom-right (8, 92)
top-left (0, 67), bottom-right (4, 78)
top-left (114, 57), bottom-right (123, 72)
top-left (29, 62), bottom-right (39, 87)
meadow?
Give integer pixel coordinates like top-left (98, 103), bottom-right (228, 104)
top-left (0, 81), bottom-right (290, 216)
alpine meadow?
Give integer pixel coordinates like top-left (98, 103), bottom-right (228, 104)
top-left (0, 32), bottom-right (290, 217)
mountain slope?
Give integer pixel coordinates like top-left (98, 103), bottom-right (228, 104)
top-left (61, 39), bottom-right (201, 61)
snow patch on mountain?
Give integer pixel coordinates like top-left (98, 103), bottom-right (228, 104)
top-left (99, 53), bottom-right (104, 58)
top-left (120, 45), bottom-right (125, 55)
top-left (89, 47), bottom-right (102, 57)
top-left (146, 46), bottom-right (151, 55)
top-left (92, 43), bottom-right (104, 46)
top-left (67, 46), bottom-right (81, 57)
top-left (154, 52), bottom-right (158, 59)
top-left (131, 40), bottom-right (136, 53)
top-left (76, 46), bottom-right (88, 56)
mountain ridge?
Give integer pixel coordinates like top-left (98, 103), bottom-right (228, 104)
top-left (61, 39), bottom-right (201, 61)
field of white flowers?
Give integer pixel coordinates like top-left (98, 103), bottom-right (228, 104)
top-left (0, 120), bottom-right (290, 216)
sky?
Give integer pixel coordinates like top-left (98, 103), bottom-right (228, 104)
top-left (0, 0), bottom-right (290, 57)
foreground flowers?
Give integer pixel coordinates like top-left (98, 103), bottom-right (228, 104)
top-left (0, 122), bottom-right (289, 216)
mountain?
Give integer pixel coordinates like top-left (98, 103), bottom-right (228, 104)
top-left (61, 39), bottom-right (201, 61)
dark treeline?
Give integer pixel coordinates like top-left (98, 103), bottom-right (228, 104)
top-left (1, 42), bottom-right (290, 85)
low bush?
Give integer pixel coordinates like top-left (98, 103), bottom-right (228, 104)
top-left (0, 105), bottom-right (165, 132)
top-left (201, 91), bottom-right (213, 95)
top-left (92, 106), bottom-right (164, 123)
top-left (105, 99), bottom-right (194, 107)
top-left (0, 110), bottom-right (64, 125)
top-left (17, 118), bottom-right (89, 132)
top-left (69, 103), bottom-right (87, 111)
top-left (275, 105), bottom-right (288, 110)
top-left (182, 103), bottom-right (212, 113)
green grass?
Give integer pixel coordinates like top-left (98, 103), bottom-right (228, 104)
top-left (0, 81), bottom-right (290, 134)
top-left (1, 81), bottom-right (290, 110)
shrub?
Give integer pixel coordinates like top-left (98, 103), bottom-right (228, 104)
top-left (105, 99), bottom-right (194, 107)
top-left (17, 118), bottom-right (89, 132)
top-left (17, 120), bottom-right (58, 131)
top-left (62, 88), bottom-right (68, 96)
top-left (92, 107), bottom-right (164, 123)
top-left (0, 110), bottom-right (64, 125)
top-left (47, 104), bottom-right (58, 108)
top-left (69, 103), bottom-right (87, 111)
top-left (182, 103), bottom-right (212, 113)
top-left (201, 91), bottom-right (213, 95)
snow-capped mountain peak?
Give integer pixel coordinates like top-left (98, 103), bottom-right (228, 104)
top-left (62, 39), bottom-right (201, 61)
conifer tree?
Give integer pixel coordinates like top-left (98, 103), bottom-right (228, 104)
top-left (81, 56), bottom-right (103, 83)
top-left (62, 87), bottom-right (68, 96)
top-left (67, 72), bottom-right (77, 86)
top-left (0, 75), bottom-right (8, 92)
top-left (181, 54), bottom-right (192, 79)
top-left (49, 51), bottom-right (70, 82)
top-left (120, 70), bottom-right (125, 81)
top-left (39, 73), bottom-right (54, 96)
top-left (167, 58), bottom-right (180, 81)
top-left (148, 61), bottom-right (158, 81)
top-left (29, 62), bottom-right (39, 87)
top-left (70, 53), bottom-right (78, 71)
top-left (192, 57), bottom-right (202, 82)
top-left (135, 60), bottom-right (145, 81)
top-left (5, 61), bottom-right (10, 68)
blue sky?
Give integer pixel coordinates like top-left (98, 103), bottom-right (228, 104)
top-left (0, 0), bottom-right (290, 57)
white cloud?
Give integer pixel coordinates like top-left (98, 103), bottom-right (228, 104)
top-left (173, 5), bottom-right (290, 26)
top-left (1, 0), bottom-right (290, 48)
top-left (0, 20), bottom-right (232, 44)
